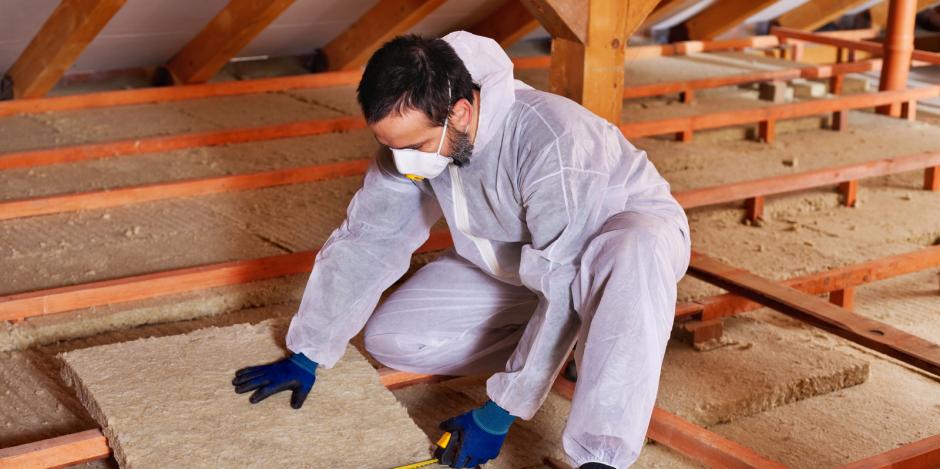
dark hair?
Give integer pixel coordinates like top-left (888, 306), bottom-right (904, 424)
top-left (357, 34), bottom-right (477, 126)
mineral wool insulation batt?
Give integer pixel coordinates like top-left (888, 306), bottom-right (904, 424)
top-left (59, 322), bottom-right (431, 468)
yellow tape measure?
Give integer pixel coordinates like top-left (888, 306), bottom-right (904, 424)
top-left (391, 432), bottom-right (452, 469)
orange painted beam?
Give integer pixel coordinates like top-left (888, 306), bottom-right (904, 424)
top-left (0, 231), bottom-right (453, 322)
top-left (0, 428), bottom-right (110, 468)
top-left (0, 115), bottom-right (366, 171)
top-left (552, 377), bottom-right (787, 469)
top-left (676, 244), bottom-right (940, 320)
top-left (674, 150), bottom-right (940, 209)
top-left (620, 86), bottom-right (940, 138)
top-left (837, 433), bottom-right (940, 469)
top-left (773, 26), bottom-right (940, 65)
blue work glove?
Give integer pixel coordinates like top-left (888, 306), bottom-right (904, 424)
top-left (435, 400), bottom-right (516, 468)
top-left (232, 352), bottom-right (317, 409)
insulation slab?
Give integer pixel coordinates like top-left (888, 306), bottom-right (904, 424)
top-left (59, 322), bottom-right (430, 468)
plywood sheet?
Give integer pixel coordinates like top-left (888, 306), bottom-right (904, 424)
top-left (59, 322), bottom-right (431, 468)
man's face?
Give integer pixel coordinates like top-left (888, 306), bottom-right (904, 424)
top-left (371, 101), bottom-right (474, 167)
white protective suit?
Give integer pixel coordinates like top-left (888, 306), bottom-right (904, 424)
top-left (287, 31), bottom-right (691, 468)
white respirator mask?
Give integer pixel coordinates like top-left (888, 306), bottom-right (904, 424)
top-left (390, 115), bottom-right (452, 182)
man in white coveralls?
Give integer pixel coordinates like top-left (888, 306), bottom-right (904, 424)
top-left (232, 31), bottom-right (690, 469)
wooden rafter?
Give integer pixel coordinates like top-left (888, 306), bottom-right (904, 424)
top-left (689, 252), bottom-right (940, 377)
top-left (468, 0), bottom-right (540, 48)
top-left (684, 0), bottom-right (779, 40)
top-left (164, 0), bottom-right (296, 84)
top-left (640, 0), bottom-right (700, 32)
top-left (320, 0), bottom-right (445, 71)
top-left (3, 0), bottom-right (126, 99)
top-left (778, 0), bottom-right (872, 32)
top-left (870, 0), bottom-right (937, 29)
top-left (520, 0), bottom-right (587, 43)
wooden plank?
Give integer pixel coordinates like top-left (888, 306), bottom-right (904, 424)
top-left (320, 0), bottom-right (445, 71)
top-left (0, 428), bottom-right (109, 468)
top-left (688, 251), bottom-right (940, 377)
top-left (674, 150), bottom-right (940, 209)
top-left (0, 231), bottom-right (453, 322)
top-left (468, 0), bottom-right (540, 48)
top-left (520, 0), bottom-right (587, 43)
top-left (164, 0), bottom-right (296, 84)
top-left (619, 86), bottom-right (940, 139)
top-left (837, 433), bottom-right (940, 469)
top-left (4, 0), bottom-right (126, 99)
top-left (773, 27), bottom-right (940, 65)
top-left (684, 0), bottom-right (779, 40)
top-left (552, 377), bottom-right (787, 469)
top-left (377, 368), bottom-right (450, 390)
top-left (0, 159), bottom-right (370, 221)
top-left (0, 115), bottom-right (366, 171)
top-left (0, 70), bottom-right (362, 118)
top-left (677, 244), bottom-right (940, 320)
top-left (777, 0), bottom-right (872, 32)
top-left (640, 0), bottom-right (699, 31)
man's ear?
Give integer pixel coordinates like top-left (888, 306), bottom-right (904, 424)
top-left (452, 98), bottom-right (473, 129)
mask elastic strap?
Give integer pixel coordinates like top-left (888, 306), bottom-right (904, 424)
top-left (435, 82), bottom-right (453, 155)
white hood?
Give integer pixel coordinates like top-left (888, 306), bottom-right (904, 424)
top-left (442, 31), bottom-right (518, 152)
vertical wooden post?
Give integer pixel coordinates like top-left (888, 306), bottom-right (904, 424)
top-left (925, 167), bottom-right (939, 191)
top-left (839, 180), bottom-right (858, 207)
top-left (831, 45), bottom-right (846, 131)
top-left (877, 0), bottom-right (917, 117)
top-left (830, 288), bottom-right (855, 311)
top-left (680, 88), bottom-right (695, 104)
top-left (758, 119), bottom-right (776, 144)
top-left (745, 196), bottom-right (765, 222)
top-left (901, 100), bottom-right (917, 121)
top-left (546, 0), bottom-right (659, 125)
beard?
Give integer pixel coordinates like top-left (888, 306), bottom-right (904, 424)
top-left (447, 123), bottom-right (474, 167)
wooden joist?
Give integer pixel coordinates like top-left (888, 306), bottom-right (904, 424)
top-left (0, 159), bottom-right (370, 221)
top-left (837, 433), bottom-right (940, 469)
top-left (640, 0), bottom-right (699, 32)
top-left (3, 0), bottom-right (126, 99)
top-left (551, 377), bottom-right (787, 469)
top-left (0, 115), bottom-right (366, 171)
top-left (164, 0), bottom-right (297, 84)
top-left (677, 244), bottom-right (940, 321)
top-left (674, 150), bottom-right (940, 209)
top-left (772, 27), bottom-right (940, 65)
top-left (777, 0), bottom-right (872, 32)
top-left (0, 231), bottom-right (453, 322)
top-left (468, 0), bottom-right (540, 48)
top-left (688, 252), bottom-right (940, 377)
top-left (684, 0), bottom-right (779, 40)
top-left (320, 0), bottom-right (445, 71)
top-left (619, 86), bottom-right (940, 139)
top-left (0, 428), bottom-right (110, 468)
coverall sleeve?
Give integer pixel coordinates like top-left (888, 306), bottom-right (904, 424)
top-left (286, 148), bottom-right (442, 368)
top-left (486, 140), bottom-right (611, 420)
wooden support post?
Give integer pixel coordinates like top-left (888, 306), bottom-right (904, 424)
top-left (901, 100), bottom-right (917, 121)
top-left (679, 88), bottom-right (694, 104)
top-left (164, 0), bottom-right (295, 84)
top-left (689, 252), bottom-right (940, 377)
top-left (926, 167), bottom-right (940, 191)
top-left (745, 196), bottom-right (765, 222)
top-left (469, 0), bottom-right (540, 48)
top-left (777, 0), bottom-right (872, 32)
top-left (830, 74), bottom-right (846, 130)
top-left (545, 0), bottom-right (659, 125)
top-left (676, 128), bottom-right (693, 142)
top-left (4, 0), bottom-right (126, 99)
top-left (684, 0), bottom-right (780, 40)
top-left (320, 0), bottom-right (445, 71)
top-left (676, 318), bottom-right (724, 347)
top-left (829, 287), bottom-right (855, 311)
top-left (877, 0), bottom-right (917, 117)
top-left (758, 119), bottom-right (775, 143)
top-left (839, 179), bottom-right (858, 206)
